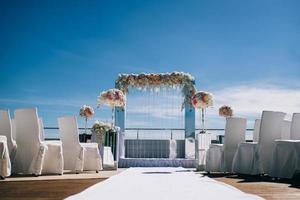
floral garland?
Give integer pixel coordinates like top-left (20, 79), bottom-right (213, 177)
top-left (219, 105), bottom-right (233, 117)
top-left (191, 91), bottom-right (213, 109)
top-left (97, 89), bottom-right (126, 107)
top-left (115, 72), bottom-right (196, 109)
top-left (79, 105), bottom-right (94, 118)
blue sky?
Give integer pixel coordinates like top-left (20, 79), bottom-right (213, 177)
top-left (1, 0), bottom-right (300, 136)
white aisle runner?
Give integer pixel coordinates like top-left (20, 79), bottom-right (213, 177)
top-left (66, 168), bottom-right (263, 200)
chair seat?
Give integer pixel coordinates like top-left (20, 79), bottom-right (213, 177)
top-left (0, 136), bottom-right (11, 178)
top-left (42, 141), bottom-right (64, 174)
top-left (274, 139), bottom-right (300, 143)
top-left (43, 140), bottom-right (62, 146)
top-left (80, 142), bottom-right (98, 148)
top-left (270, 140), bottom-right (300, 178)
top-left (81, 143), bottom-right (102, 171)
top-left (232, 142), bottom-right (263, 175)
top-left (0, 136), bottom-right (7, 142)
top-left (209, 144), bottom-right (223, 148)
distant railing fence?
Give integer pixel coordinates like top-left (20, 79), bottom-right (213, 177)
top-left (44, 127), bottom-right (253, 159)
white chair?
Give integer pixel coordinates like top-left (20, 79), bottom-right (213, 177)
top-left (0, 136), bottom-right (11, 179)
top-left (232, 111), bottom-right (286, 175)
top-left (271, 113), bottom-right (300, 178)
top-left (206, 117), bottom-right (247, 172)
top-left (14, 108), bottom-right (63, 175)
top-left (39, 118), bottom-right (45, 141)
top-left (58, 116), bottom-right (102, 173)
top-left (232, 119), bottom-right (261, 175)
top-left (11, 119), bottom-right (16, 140)
top-left (38, 118), bottom-right (64, 175)
top-left (280, 120), bottom-right (291, 140)
top-left (0, 109), bottom-right (17, 163)
top-left (252, 119), bottom-right (261, 142)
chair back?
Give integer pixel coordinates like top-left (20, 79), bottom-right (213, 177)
top-left (253, 119), bottom-right (261, 142)
top-left (14, 108), bottom-right (41, 173)
top-left (39, 118), bottom-right (45, 141)
top-left (11, 119), bottom-right (16, 140)
top-left (58, 116), bottom-right (81, 170)
top-left (0, 110), bottom-right (15, 149)
top-left (58, 116), bottom-right (80, 147)
top-left (290, 113), bottom-right (300, 140)
top-left (281, 120), bottom-right (291, 140)
top-left (224, 117), bottom-right (247, 172)
top-left (258, 111), bottom-right (286, 174)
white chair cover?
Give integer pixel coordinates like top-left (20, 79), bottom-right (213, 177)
top-left (206, 117), bottom-right (247, 172)
top-left (271, 113), bottom-right (300, 178)
top-left (290, 113), bottom-right (300, 140)
top-left (58, 116), bottom-right (102, 172)
top-left (169, 139), bottom-right (177, 159)
top-left (197, 133), bottom-right (212, 170)
top-left (232, 111), bottom-right (285, 175)
top-left (259, 111), bottom-right (286, 174)
top-left (14, 108), bottom-right (47, 175)
top-left (14, 108), bottom-right (63, 175)
top-left (38, 118), bottom-right (64, 175)
top-left (102, 146), bottom-right (115, 169)
top-left (11, 119), bottom-right (16, 140)
top-left (0, 110), bottom-right (17, 163)
top-left (253, 119), bottom-right (261, 142)
top-left (39, 118), bottom-right (45, 141)
top-left (232, 119), bottom-right (261, 175)
top-left (280, 120), bottom-right (291, 140)
top-left (230, 119), bottom-right (261, 175)
top-left (0, 136), bottom-right (11, 178)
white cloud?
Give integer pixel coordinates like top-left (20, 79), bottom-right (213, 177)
top-left (210, 85), bottom-right (300, 119)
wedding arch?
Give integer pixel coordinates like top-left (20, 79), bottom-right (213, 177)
top-left (114, 72), bottom-right (197, 166)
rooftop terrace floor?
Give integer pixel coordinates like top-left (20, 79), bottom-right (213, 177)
top-left (0, 170), bottom-right (299, 200)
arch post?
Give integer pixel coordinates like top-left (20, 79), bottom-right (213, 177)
top-left (184, 102), bottom-right (196, 159)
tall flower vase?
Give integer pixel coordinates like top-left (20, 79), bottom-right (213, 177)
top-left (111, 106), bottom-right (115, 128)
top-left (84, 117), bottom-right (88, 142)
top-left (200, 108), bottom-right (206, 134)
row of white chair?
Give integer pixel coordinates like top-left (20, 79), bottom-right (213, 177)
top-left (205, 111), bottom-right (300, 179)
top-left (0, 108), bottom-right (102, 178)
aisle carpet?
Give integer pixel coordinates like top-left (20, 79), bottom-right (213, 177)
top-left (66, 167), bottom-right (264, 200)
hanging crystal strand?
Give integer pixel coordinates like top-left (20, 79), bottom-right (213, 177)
top-left (201, 108), bottom-right (205, 134)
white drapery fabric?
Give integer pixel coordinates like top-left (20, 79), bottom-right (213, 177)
top-left (280, 120), bottom-right (291, 140)
top-left (58, 116), bottom-right (102, 172)
top-left (102, 146), bottom-right (115, 169)
top-left (66, 167), bottom-right (263, 200)
top-left (232, 119), bottom-right (261, 175)
top-left (271, 113), bottom-right (300, 178)
top-left (252, 119), bottom-right (261, 143)
top-left (38, 118), bottom-right (64, 174)
top-left (0, 136), bottom-right (11, 178)
top-left (259, 111), bottom-right (286, 174)
top-left (169, 139), bottom-right (177, 159)
top-left (206, 117), bottom-right (247, 172)
top-left (14, 108), bottom-right (47, 175)
top-left (14, 108), bottom-right (63, 175)
top-left (197, 133), bottom-right (212, 170)
top-left (232, 111), bottom-right (286, 175)
top-left (0, 110), bottom-right (17, 164)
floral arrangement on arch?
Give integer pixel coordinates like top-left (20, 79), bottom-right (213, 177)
top-left (191, 91), bottom-right (213, 109)
top-left (79, 105), bottom-right (94, 118)
top-left (115, 72), bottom-right (196, 109)
top-left (97, 89), bottom-right (126, 107)
top-left (219, 105), bottom-right (233, 117)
